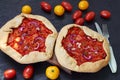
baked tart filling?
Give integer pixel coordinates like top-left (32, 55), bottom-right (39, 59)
top-left (7, 18), bottom-right (53, 56)
top-left (62, 27), bottom-right (106, 65)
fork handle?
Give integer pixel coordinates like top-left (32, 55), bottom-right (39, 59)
top-left (108, 45), bottom-right (117, 73)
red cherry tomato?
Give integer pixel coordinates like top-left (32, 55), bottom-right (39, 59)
top-left (75, 18), bottom-right (84, 25)
top-left (61, 1), bottom-right (73, 12)
top-left (85, 11), bottom-right (95, 22)
top-left (23, 65), bottom-right (34, 79)
top-left (72, 10), bottom-right (82, 20)
top-left (100, 10), bottom-right (111, 19)
top-left (40, 1), bottom-right (52, 12)
top-left (4, 69), bottom-right (16, 79)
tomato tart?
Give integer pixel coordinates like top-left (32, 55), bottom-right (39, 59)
top-left (0, 13), bottom-right (57, 64)
top-left (55, 24), bottom-right (110, 72)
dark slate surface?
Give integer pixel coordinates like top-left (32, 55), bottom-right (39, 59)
top-left (0, 0), bottom-right (120, 80)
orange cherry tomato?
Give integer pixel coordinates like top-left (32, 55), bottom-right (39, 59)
top-left (40, 1), bottom-right (52, 12)
top-left (4, 69), bottom-right (16, 79)
top-left (100, 10), bottom-right (111, 19)
top-left (23, 65), bottom-right (34, 79)
top-left (72, 10), bottom-right (82, 20)
top-left (85, 11), bottom-right (95, 22)
top-left (46, 66), bottom-right (60, 80)
top-left (54, 5), bottom-right (65, 16)
top-left (22, 5), bottom-right (32, 14)
top-left (61, 1), bottom-right (73, 12)
top-left (78, 0), bottom-right (89, 10)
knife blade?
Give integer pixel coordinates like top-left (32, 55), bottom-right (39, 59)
top-left (94, 22), bottom-right (102, 35)
top-left (102, 24), bottom-right (117, 73)
top-left (94, 22), bottom-right (117, 73)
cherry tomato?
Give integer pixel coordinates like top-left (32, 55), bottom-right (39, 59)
top-left (78, 0), bottom-right (89, 10)
top-left (61, 1), bottom-right (73, 12)
top-left (75, 18), bottom-right (84, 25)
top-left (54, 5), bottom-right (65, 16)
top-left (85, 11), bottom-right (95, 22)
top-left (72, 10), bottom-right (82, 20)
top-left (23, 65), bottom-right (34, 79)
top-left (46, 66), bottom-right (60, 80)
top-left (40, 1), bottom-right (52, 12)
top-left (22, 5), bottom-right (32, 14)
top-left (4, 69), bottom-right (16, 79)
top-left (100, 10), bottom-right (111, 19)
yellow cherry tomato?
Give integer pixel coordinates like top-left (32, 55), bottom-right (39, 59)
top-left (45, 66), bottom-right (60, 80)
top-left (22, 5), bottom-right (32, 14)
top-left (54, 5), bottom-right (65, 16)
top-left (78, 0), bottom-right (89, 10)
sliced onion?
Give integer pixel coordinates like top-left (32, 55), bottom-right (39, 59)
top-left (83, 54), bottom-right (92, 60)
top-left (36, 27), bottom-right (40, 31)
top-left (67, 43), bottom-right (72, 47)
top-left (28, 21), bottom-right (38, 27)
top-left (19, 26), bottom-right (24, 31)
top-left (69, 34), bottom-right (76, 43)
top-left (24, 45), bottom-right (29, 50)
top-left (94, 51), bottom-right (98, 54)
top-left (91, 48), bottom-right (98, 54)
top-left (34, 36), bottom-right (44, 41)
top-left (84, 46), bottom-right (90, 50)
top-left (71, 48), bottom-right (76, 51)
top-left (21, 33), bottom-right (27, 40)
top-left (67, 47), bottom-right (71, 52)
top-left (34, 42), bottom-right (40, 50)
top-left (87, 36), bottom-right (92, 40)
top-left (93, 39), bottom-right (97, 42)
top-left (18, 41), bottom-right (23, 45)
top-left (76, 42), bottom-right (81, 48)
top-left (87, 36), bottom-right (97, 42)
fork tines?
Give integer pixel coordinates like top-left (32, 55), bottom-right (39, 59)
top-left (102, 24), bottom-right (109, 38)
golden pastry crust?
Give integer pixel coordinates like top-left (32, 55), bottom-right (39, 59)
top-left (0, 13), bottom-right (57, 64)
top-left (55, 24), bottom-right (110, 72)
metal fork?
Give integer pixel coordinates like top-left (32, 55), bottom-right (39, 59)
top-left (102, 24), bottom-right (117, 73)
top-left (102, 24), bottom-right (109, 40)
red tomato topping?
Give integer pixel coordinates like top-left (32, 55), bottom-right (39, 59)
top-left (7, 18), bottom-right (52, 56)
top-left (62, 27), bottom-right (106, 65)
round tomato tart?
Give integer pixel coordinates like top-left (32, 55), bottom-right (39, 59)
top-left (0, 13), bottom-right (57, 64)
top-left (55, 24), bottom-right (110, 72)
